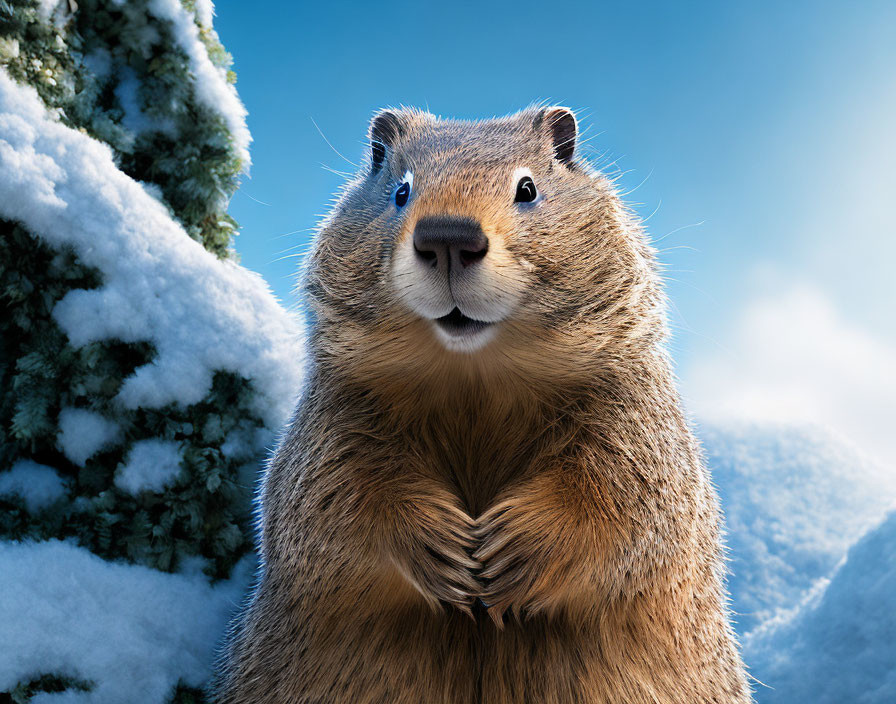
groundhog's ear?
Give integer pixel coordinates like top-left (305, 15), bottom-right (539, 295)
top-left (369, 110), bottom-right (404, 172)
top-left (537, 107), bottom-right (578, 164)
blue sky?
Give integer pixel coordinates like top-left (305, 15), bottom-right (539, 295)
top-left (215, 0), bottom-right (895, 464)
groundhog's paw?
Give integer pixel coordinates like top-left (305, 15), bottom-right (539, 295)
top-left (393, 500), bottom-right (481, 616)
top-left (473, 498), bottom-right (570, 627)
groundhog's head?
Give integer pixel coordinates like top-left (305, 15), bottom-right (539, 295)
top-left (306, 107), bottom-right (662, 389)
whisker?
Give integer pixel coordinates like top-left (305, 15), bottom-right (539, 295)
top-left (310, 115), bottom-right (359, 168)
top-left (241, 192), bottom-right (272, 206)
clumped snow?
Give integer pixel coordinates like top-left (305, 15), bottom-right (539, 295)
top-left (0, 539), bottom-right (253, 704)
top-left (146, 0), bottom-right (251, 166)
top-left (220, 424), bottom-right (270, 461)
top-left (745, 510), bottom-right (896, 704)
top-left (56, 408), bottom-right (121, 467)
top-left (0, 460), bottom-right (67, 512)
top-left (36, 0), bottom-right (62, 21)
top-left (114, 440), bottom-right (184, 496)
top-left (700, 421), bottom-right (896, 635)
top-left (0, 70), bottom-right (303, 431)
top-left (194, 0), bottom-right (215, 28)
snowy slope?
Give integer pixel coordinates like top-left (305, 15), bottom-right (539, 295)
top-left (744, 510), bottom-right (896, 704)
top-left (699, 421), bottom-right (896, 635)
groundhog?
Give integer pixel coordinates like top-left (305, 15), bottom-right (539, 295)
top-left (210, 106), bottom-right (753, 703)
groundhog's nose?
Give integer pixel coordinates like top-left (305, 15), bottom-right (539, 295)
top-left (413, 216), bottom-right (489, 270)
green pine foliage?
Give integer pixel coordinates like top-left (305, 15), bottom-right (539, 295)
top-left (0, 221), bottom-right (261, 579)
top-left (0, 2), bottom-right (271, 702)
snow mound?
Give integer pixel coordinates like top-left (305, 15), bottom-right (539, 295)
top-left (700, 421), bottom-right (896, 635)
top-left (56, 408), bottom-right (121, 467)
top-left (0, 461), bottom-right (67, 513)
top-left (744, 510), bottom-right (896, 704)
top-left (0, 540), bottom-right (252, 704)
top-left (0, 70), bottom-right (303, 430)
top-left (114, 440), bottom-right (183, 496)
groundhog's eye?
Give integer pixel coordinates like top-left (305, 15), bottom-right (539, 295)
top-left (394, 172), bottom-right (413, 209)
top-left (395, 182), bottom-right (410, 208)
top-left (514, 176), bottom-right (538, 204)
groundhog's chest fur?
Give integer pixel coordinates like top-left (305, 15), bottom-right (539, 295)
top-left (210, 107), bottom-right (752, 703)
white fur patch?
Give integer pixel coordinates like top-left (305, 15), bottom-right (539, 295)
top-left (431, 322), bottom-right (499, 354)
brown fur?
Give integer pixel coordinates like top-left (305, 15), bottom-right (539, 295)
top-left (210, 106), bottom-right (752, 703)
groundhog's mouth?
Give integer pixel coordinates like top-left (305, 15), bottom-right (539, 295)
top-left (434, 307), bottom-right (492, 337)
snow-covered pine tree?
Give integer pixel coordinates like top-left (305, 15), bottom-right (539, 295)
top-left (0, 2), bottom-right (302, 701)
top-left (0, 0), bottom-right (250, 256)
